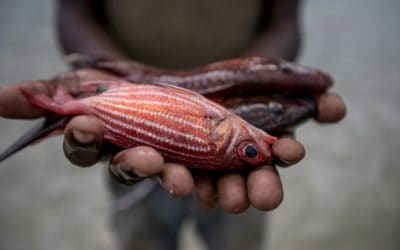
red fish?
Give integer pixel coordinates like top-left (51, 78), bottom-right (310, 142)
top-left (17, 80), bottom-right (277, 170)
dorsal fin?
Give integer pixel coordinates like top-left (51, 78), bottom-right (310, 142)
top-left (148, 82), bottom-right (205, 98)
top-left (148, 82), bottom-right (226, 120)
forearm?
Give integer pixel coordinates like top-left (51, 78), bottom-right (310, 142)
top-left (56, 0), bottom-right (126, 59)
top-left (244, 0), bottom-right (301, 61)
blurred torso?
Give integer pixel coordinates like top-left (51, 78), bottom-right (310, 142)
top-left (103, 0), bottom-right (263, 69)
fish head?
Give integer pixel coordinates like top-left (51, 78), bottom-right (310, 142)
top-left (212, 116), bottom-right (277, 169)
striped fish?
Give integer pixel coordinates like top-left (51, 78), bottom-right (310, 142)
top-left (17, 80), bottom-right (277, 170)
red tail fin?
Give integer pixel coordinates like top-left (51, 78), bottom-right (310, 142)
top-left (19, 84), bottom-right (86, 116)
top-left (19, 84), bottom-right (72, 113)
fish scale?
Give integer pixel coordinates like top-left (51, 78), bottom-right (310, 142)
top-left (91, 104), bottom-right (212, 154)
top-left (89, 88), bottom-right (214, 153)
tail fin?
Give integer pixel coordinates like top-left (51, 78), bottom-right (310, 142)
top-left (19, 84), bottom-right (86, 116)
top-left (0, 116), bottom-right (70, 163)
top-left (20, 84), bottom-right (74, 113)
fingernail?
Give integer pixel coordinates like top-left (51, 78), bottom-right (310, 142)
top-left (111, 153), bottom-right (149, 178)
top-left (109, 163), bottom-right (144, 185)
top-left (133, 169), bottom-right (147, 178)
top-left (72, 129), bottom-right (96, 145)
top-left (63, 130), bottom-right (103, 167)
top-left (274, 158), bottom-right (296, 167)
top-left (63, 139), bottom-right (101, 167)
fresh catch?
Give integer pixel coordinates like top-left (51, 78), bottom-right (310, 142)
top-left (3, 80), bottom-right (277, 170)
top-left (0, 56), bottom-right (336, 165)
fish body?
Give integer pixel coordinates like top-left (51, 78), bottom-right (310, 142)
top-left (19, 81), bottom-right (277, 170)
top-left (81, 56), bottom-right (333, 96)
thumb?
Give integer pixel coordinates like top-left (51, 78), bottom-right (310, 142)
top-left (63, 116), bottom-right (105, 167)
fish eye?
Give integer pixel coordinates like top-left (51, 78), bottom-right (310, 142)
top-left (244, 144), bottom-right (258, 159)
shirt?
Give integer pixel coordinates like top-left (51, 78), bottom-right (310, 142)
top-left (103, 0), bottom-right (263, 69)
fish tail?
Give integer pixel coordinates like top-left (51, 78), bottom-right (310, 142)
top-left (20, 84), bottom-right (86, 115)
top-left (19, 84), bottom-right (68, 114)
top-left (0, 116), bottom-right (70, 163)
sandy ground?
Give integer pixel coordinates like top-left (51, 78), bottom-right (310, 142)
top-left (0, 0), bottom-right (399, 249)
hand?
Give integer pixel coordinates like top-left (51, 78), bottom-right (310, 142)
top-left (61, 92), bottom-right (346, 213)
top-left (0, 74), bottom-right (346, 214)
top-left (63, 116), bottom-right (301, 212)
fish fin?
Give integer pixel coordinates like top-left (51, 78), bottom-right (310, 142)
top-left (150, 82), bottom-right (208, 99)
top-left (20, 84), bottom-right (66, 113)
top-left (0, 116), bottom-right (70, 162)
top-left (20, 85), bottom-right (86, 115)
top-left (152, 82), bottom-right (227, 120)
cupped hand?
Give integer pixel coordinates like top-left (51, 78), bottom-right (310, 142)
top-left (0, 71), bottom-right (346, 214)
top-left (61, 92), bottom-right (345, 213)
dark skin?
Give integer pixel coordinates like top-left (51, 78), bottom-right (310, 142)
top-left (0, 0), bottom-right (347, 214)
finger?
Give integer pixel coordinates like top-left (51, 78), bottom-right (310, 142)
top-left (63, 116), bottom-right (105, 167)
top-left (247, 166), bottom-right (283, 211)
top-left (272, 137), bottom-right (305, 167)
top-left (217, 173), bottom-right (250, 214)
top-left (110, 146), bottom-right (164, 177)
top-left (0, 81), bottom-right (52, 118)
top-left (193, 173), bottom-right (218, 210)
top-left (315, 92), bottom-right (346, 123)
top-left (160, 163), bottom-right (194, 197)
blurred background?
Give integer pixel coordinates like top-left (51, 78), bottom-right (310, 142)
top-left (0, 0), bottom-right (399, 249)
